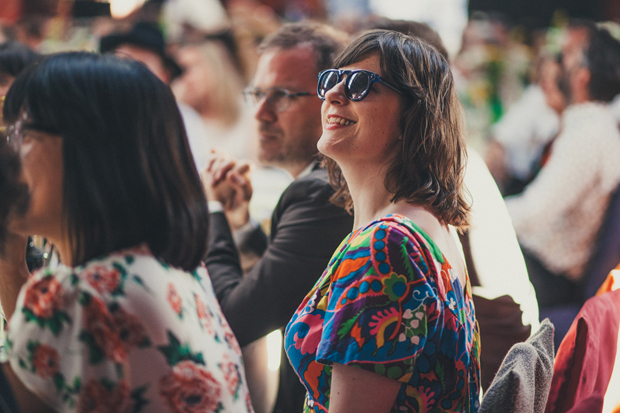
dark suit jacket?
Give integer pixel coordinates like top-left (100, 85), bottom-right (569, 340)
top-left (206, 166), bottom-right (354, 412)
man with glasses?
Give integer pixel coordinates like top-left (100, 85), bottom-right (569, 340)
top-left (203, 22), bottom-right (351, 413)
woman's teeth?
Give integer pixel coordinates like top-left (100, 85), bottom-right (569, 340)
top-left (327, 117), bottom-right (356, 126)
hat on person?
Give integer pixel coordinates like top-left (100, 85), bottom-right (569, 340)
top-left (100, 22), bottom-right (183, 79)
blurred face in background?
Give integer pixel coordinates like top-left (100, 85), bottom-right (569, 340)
top-left (557, 27), bottom-right (589, 104)
top-left (115, 44), bottom-right (171, 85)
top-left (540, 58), bottom-right (566, 114)
top-left (252, 46), bottom-right (323, 172)
top-left (0, 72), bottom-right (14, 97)
top-left (175, 46), bottom-right (213, 110)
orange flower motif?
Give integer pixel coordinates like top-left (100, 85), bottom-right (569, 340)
top-left (24, 276), bottom-right (63, 319)
top-left (219, 354), bottom-right (240, 397)
top-left (159, 361), bottom-right (222, 413)
top-left (194, 294), bottom-right (213, 334)
top-left (84, 297), bottom-right (127, 363)
top-left (32, 344), bottom-right (60, 378)
top-left (167, 284), bottom-right (183, 316)
top-left (77, 379), bottom-right (130, 413)
top-left (85, 266), bottom-right (121, 295)
top-left (222, 321), bottom-right (242, 356)
top-left (113, 306), bottom-right (148, 348)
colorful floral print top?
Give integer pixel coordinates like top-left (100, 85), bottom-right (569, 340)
top-left (5, 246), bottom-right (253, 413)
top-left (284, 214), bottom-right (481, 412)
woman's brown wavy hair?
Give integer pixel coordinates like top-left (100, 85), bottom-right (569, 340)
top-left (324, 30), bottom-right (470, 230)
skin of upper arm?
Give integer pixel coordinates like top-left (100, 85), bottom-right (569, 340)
top-left (329, 362), bottom-right (402, 413)
top-left (2, 363), bottom-right (55, 413)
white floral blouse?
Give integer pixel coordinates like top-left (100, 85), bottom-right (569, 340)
top-left (5, 246), bottom-right (253, 413)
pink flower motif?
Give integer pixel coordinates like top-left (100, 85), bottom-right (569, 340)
top-left (24, 276), bottom-right (63, 319)
top-left (167, 284), bottom-right (183, 316)
top-left (293, 314), bottom-right (324, 356)
top-left (77, 379), bottom-right (130, 413)
top-left (84, 265), bottom-right (121, 295)
top-left (159, 361), bottom-right (222, 413)
top-left (32, 344), bottom-right (60, 378)
top-left (195, 294), bottom-right (213, 334)
top-left (84, 297), bottom-right (127, 363)
top-left (219, 354), bottom-right (240, 397)
top-left (112, 305), bottom-right (149, 348)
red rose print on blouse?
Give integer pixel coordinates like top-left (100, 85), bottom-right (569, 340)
top-left (194, 294), bottom-right (213, 334)
top-left (24, 276), bottom-right (63, 319)
top-left (77, 379), bottom-right (130, 413)
top-left (219, 354), bottom-right (240, 397)
top-left (167, 284), bottom-right (183, 317)
top-left (84, 266), bottom-right (122, 295)
top-left (32, 344), bottom-right (60, 378)
top-left (159, 360), bottom-right (222, 413)
top-left (84, 297), bottom-right (127, 363)
top-left (112, 305), bottom-right (149, 348)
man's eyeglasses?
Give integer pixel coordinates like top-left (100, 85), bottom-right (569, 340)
top-left (243, 87), bottom-right (316, 112)
top-left (317, 69), bottom-right (402, 102)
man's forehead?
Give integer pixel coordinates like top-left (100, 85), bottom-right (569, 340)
top-left (253, 46), bottom-right (319, 90)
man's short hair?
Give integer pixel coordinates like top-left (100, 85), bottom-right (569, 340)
top-left (258, 22), bottom-right (349, 72)
top-left (0, 41), bottom-right (40, 77)
top-left (584, 23), bottom-right (620, 102)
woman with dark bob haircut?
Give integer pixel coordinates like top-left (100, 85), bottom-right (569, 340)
top-left (285, 30), bottom-right (480, 412)
top-left (0, 52), bottom-right (253, 413)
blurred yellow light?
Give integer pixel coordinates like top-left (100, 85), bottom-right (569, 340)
top-left (109, 0), bottom-right (146, 19)
top-left (266, 330), bottom-right (282, 372)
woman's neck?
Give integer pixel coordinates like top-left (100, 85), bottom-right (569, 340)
top-left (342, 162), bottom-right (440, 232)
top-left (341, 162), bottom-right (396, 229)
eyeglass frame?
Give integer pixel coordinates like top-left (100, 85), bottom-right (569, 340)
top-left (317, 69), bottom-right (403, 102)
top-left (242, 87), bottom-right (317, 113)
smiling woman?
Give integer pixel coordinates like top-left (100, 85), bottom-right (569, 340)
top-left (0, 52), bottom-right (254, 413)
top-left (284, 30), bottom-right (480, 413)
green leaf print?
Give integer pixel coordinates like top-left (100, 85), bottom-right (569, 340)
top-left (130, 384), bottom-right (150, 413)
top-left (157, 331), bottom-right (205, 367)
top-left (336, 310), bottom-right (364, 337)
top-left (53, 373), bottom-right (65, 392)
top-left (78, 331), bottom-right (105, 364)
top-left (22, 308), bottom-right (72, 335)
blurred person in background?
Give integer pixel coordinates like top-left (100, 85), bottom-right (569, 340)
top-left (100, 21), bottom-right (211, 172)
top-left (506, 20), bottom-right (620, 309)
top-left (204, 22), bottom-right (353, 413)
top-left (484, 53), bottom-right (563, 196)
top-left (453, 12), bottom-right (532, 151)
top-left (173, 39), bottom-right (257, 161)
top-left (0, 41), bottom-right (39, 105)
top-left (0, 52), bottom-right (253, 413)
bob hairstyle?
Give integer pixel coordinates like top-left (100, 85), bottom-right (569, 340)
top-left (0, 142), bottom-right (29, 253)
top-left (3, 52), bottom-right (209, 270)
top-left (324, 30), bottom-right (470, 229)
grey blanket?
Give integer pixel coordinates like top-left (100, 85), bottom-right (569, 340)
top-left (479, 319), bottom-right (555, 413)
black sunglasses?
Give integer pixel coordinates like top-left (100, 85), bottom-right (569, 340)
top-left (317, 69), bottom-right (402, 101)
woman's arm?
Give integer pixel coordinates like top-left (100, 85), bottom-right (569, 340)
top-left (0, 233), bottom-right (30, 320)
top-left (0, 235), bottom-right (54, 412)
top-left (329, 362), bottom-right (402, 413)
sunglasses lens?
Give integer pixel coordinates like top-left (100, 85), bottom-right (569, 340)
top-left (346, 71), bottom-right (370, 101)
top-left (319, 71), bottom-right (339, 98)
